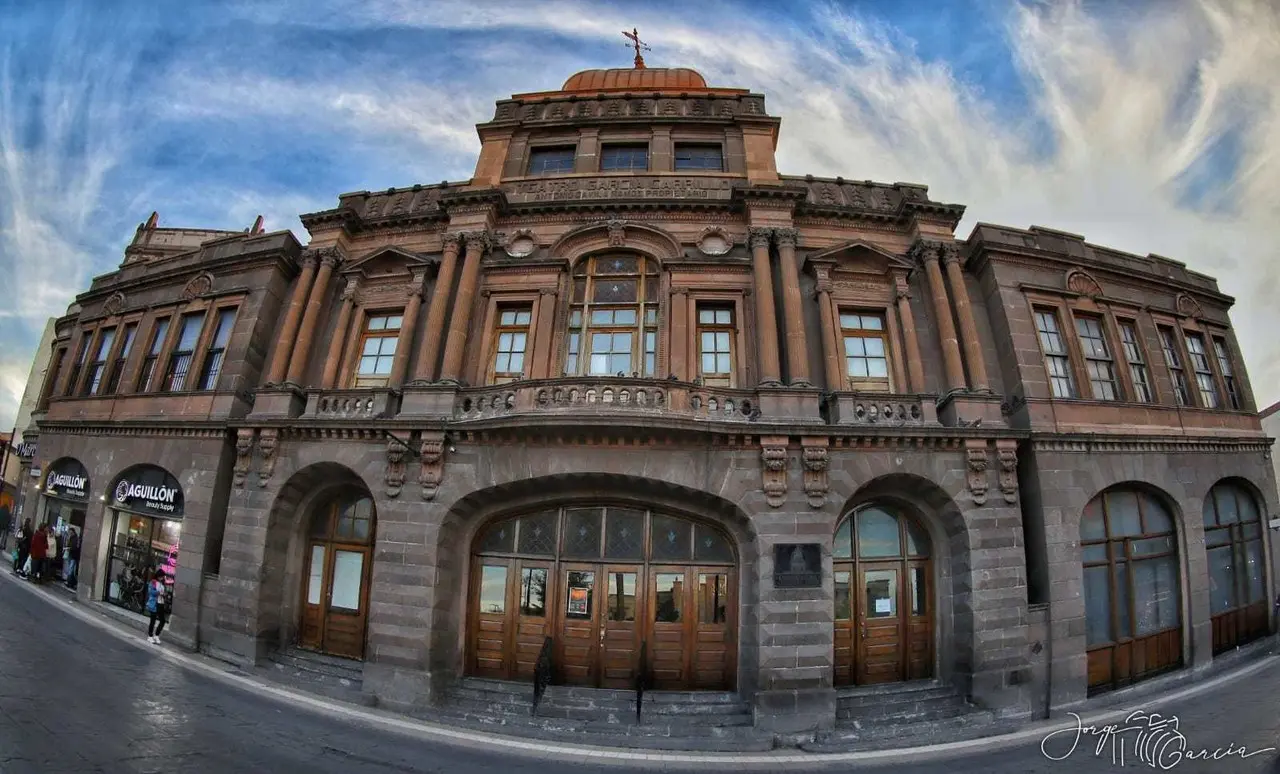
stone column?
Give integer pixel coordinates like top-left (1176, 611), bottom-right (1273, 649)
top-left (320, 278), bottom-right (359, 389)
top-left (919, 242), bottom-right (965, 392)
top-left (670, 287), bottom-right (689, 381)
top-left (530, 288), bottom-right (558, 379)
top-left (749, 228), bottom-right (782, 385)
top-left (815, 278), bottom-right (842, 391)
top-left (896, 285), bottom-right (926, 393)
top-left (266, 252), bottom-right (318, 384)
top-left (774, 228), bottom-right (810, 386)
top-left (942, 244), bottom-right (989, 391)
top-left (388, 275), bottom-right (425, 387)
top-left (438, 232), bottom-right (488, 383)
top-left (286, 249), bottom-right (339, 385)
top-left (412, 233), bottom-right (461, 382)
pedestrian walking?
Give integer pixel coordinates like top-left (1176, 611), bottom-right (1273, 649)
top-left (13, 519), bottom-right (31, 576)
top-left (29, 524), bottom-right (47, 583)
top-left (46, 526), bottom-right (59, 582)
top-left (64, 527), bottom-right (80, 589)
top-left (146, 569), bottom-right (171, 644)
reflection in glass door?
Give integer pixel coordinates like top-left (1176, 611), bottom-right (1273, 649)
top-left (558, 565), bottom-right (599, 685)
top-left (858, 566), bottom-right (903, 684)
top-left (601, 568), bottom-right (639, 687)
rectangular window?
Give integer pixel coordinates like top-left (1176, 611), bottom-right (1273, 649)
top-left (490, 306), bottom-right (532, 384)
top-left (1035, 309), bottom-right (1076, 398)
top-left (674, 143), bottom-right (723, 171)
top-left (1074, 316), bottom-right (1119, 400)
top-left (527, 146), bottom-right (576, 175)
top-left (697, 305), bottom-right (736, 387)
top-left (64, 335), bottom-right (90, 396)
top-left (197, 308), bottom-right (236, 390)
top-left (1157, 327), bottom-right (1191, 406)
top-left (83, 327), bottom-right (116, 396)
top-left (600, 144), bottom-right (649, 171)
top-left (137, 317), bottom-right (171, 393)
top-left (103, 323), bottom-right (137, 395)
top-left (164, 313), bottom-right (205, 391)
top-left (1183, 332), bottom-right (1219, 408)
top-left (1212, 338), bottom-right (1241, 410)
top-left (355, 313), bottom-right (402, 387)
top-left (39, 349), bottom-right (65, 410)
top-left (840, 312), bottom-right (890, 391)
top-left (1118, 322), bottom-right (1151, 402)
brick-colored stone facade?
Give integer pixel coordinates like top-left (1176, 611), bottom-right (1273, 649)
top-left (14, 65), bottom-right (1277, 731)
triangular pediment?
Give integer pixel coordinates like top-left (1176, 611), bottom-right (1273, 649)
top-left (342, 245), bottom-right (434, 277)
top-left (807, 239), bottom-right (914, 272)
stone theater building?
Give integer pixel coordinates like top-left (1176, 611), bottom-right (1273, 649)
top-left (16, 60), bottom-right (1277, 739)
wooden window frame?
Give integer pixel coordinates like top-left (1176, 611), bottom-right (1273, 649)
top-left (563, 254), bottom-right (660, 378)
top-left (526, 145), bottom-right (577, 176)
top-left (39, 345), bottom-right (67, 410)
top-left (102, 316), bottom-right (142, 396)
top-left (1202, 483), bottom-right (1269, 653)
top-left (1210, 335), bottom-right (1242, 410)
top-left (838, 309), bottom-right (894, 393)
top-left (673, 143), bottom-right (724, 172)
top-left (350, 309), bottom-right (405, 388)
top-left (1072, 313), bottom-right (1121, 401)
top-left (83, 325), bottom-right (119, 396)
top-left (695, 302), bottom-right (738, 388)
top-left (163, 311), bottom-right (208, 392)
top-left (136, 315), bottom-right (173, 393)
top-left (599, 143), bottom-right (650, 172)
top-left (1154, 323), bottom-right (1194, 407)
top-left (1181, 329), bottom-right (1220, 409)
top-left (1115, 318), bottom-right (1153, 403)
top-left (194, 305), bottom-right (240, 391)
top-left (64, 328), bottom-right (94, 397)
top-left (1031, 304), bottom-right (1078, 399)
top-left (485, 300), bottom-right (535, 385)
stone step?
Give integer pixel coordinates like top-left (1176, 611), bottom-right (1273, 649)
top-left (251, 664), bottom-right (375, 707)
top-left (270, 649), bottom-right (364, 682)
top-left (821, 708), bottom-right (1001, 743)
top-left (836, 682), bottom-right (961, 708)
top-left (836, 701), bottom-right (975, 725)
top-left (837, 693), bottom-right (969, 715)
top-left (804, 716), bottom-right (1020, 753)
top-left (446, 694), bottom-right (752, 726)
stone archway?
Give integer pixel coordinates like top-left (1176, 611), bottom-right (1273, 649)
top-left (433, 473), bottom-right (759, 693)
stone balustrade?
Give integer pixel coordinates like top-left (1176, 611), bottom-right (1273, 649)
top-left (305, 389), bottom-right (400, 420)
top-left (825, 392), bottom-right (937, 426)
top-left (454, 377), bottom-right (761, 423)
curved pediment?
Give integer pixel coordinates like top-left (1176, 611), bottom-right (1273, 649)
top-left (342, 245), bottom-right (436, 278)
top-left (550, 218), bottom-right (683, 267)
top-left (806, 239), bottom-right (914, 273)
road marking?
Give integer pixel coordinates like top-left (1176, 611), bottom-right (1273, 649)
top-left (4, 570), bottom-right (1276, 768)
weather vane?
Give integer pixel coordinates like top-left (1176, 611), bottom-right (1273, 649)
top-left (622, 27), bottom-right (651, 69)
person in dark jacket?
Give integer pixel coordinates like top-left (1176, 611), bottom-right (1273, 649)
top-left (13, 519), bottom-right (31, 576)
top-left (29, 525), bottom-right (48, 583)
top-left (64, 527), bottom-right (81, 589)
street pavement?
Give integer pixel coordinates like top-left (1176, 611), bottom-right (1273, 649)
top-left (0, 574), bottom-right (1278, 773)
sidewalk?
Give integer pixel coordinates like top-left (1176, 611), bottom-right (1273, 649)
top-left (2, 566), bottom-right (1276, 766)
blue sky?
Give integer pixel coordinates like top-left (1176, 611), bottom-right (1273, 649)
top-left (2, 0), bottom-right (1278, 429)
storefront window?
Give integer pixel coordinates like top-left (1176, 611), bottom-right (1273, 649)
top-left (104, 465), bottom-right (184, 614)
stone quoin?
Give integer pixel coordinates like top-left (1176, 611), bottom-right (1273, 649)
top-left (11, 55), bottom-right (1276, 741)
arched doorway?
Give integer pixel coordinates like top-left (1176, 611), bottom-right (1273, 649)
top-left (1081, 486), bottom-right (1182, 694)
top-left (832, 504), bottom-right (933, 685)
top-left (1203, 481), bottom-right (1270, 654)
top-left (468, 505), bottom-right (737, 690)
top-left (298, 488), bottom-right (376, 660)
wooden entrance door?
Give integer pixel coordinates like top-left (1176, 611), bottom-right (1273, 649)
top-left (298, 491), bottom-right (375, 661)
top-left (600, 566), bottom-right (642, 688)
top-left (557, 564), bottom-right (600, 685)
top-left (858, 564), bottom-right (904, 684)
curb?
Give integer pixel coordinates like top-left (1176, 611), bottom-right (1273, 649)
top-left (4, 569), bottom-right (1277, 768)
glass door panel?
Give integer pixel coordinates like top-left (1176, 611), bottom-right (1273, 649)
top-left (557, 565), bottom-right (599, 686)
top-left (513, 561), bottom-right (552, 679)
top-left (471, 561), bottom-right (511, 677)
top-left (858, 566), bottom-right (904, 684)
top-left (648, 568), bottom-right (690, 689)
top-left (601, 568), bottom-right (640, 688)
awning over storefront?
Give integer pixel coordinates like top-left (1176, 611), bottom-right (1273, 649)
top-left (111, 464), bottom-right (184, 519)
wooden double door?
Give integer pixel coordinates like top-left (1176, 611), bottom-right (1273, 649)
top-left (299, 539), bottom-right (373, 660)
top-left (833, 560), bottom-right (933, 685)
top-left (470, 558), bottom-right (735, 690)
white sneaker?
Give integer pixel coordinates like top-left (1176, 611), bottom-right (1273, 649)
top-left (153, 636), bottom-right (161, 645)
top-left (148, 636), bottom-right (158, 644)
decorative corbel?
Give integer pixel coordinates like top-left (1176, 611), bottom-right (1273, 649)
top-left (996, 440), bottom-right (1018, 504)
top-left (800, 437), bottom-right (830, 508)
top-left (385, 440), bottom-right (406, 498)
top-left (760, 436), bottom-right (789, 508)
top-left (256, 429), bottom-right (278, 487)
top-left (965, 439), bottom-right (989, 506)
top-left (606, 217), bottom-right (627, 247)
top-left (234, 428), bottom-right (256, 488)
top-left (419, 431), bottom-right (446, 500)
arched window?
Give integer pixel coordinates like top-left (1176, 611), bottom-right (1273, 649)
top-left (1081, 487), bottom-right (1182, 693)
top-left (832, 505), bottom-right (933, 685)
top-left (1203, 482), bottom-right (1269, 653)
top-left (564, 254), bottom-right (659, 377)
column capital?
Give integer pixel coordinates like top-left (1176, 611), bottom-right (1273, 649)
top-left (461, 230), bottom-right (493, 252)
top-left (909, 239), bottom-right (944, 265)
top-left (896, 287), bottom-right (912, 301)
top-left (442, 232), bottom-right (463, 249)
top-left (748, 227), bottom-right (773, 249)
top-left (538, 287), bottom-right (558, 296)
top-left (940, 243), bottom-right (963, 267)
top-left (671, 286), bottom-right (690, 298)
top-left (814, 280), bottom-right (833, 297)
top-left (298, 251), bottom-right (320, 269)
top-left (773, 227), bottom-right (798, 248)
top-left (315, 246), bottom-right (344, 268)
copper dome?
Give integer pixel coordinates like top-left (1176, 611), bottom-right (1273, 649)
top-left (561, 67), bottom-right (708, 93)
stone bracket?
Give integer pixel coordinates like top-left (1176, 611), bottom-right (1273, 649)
top-left (257, 429), bottom-right (278, 487)
top-left (996, 439), bottom-right (1018, 504)
top-left (419, 430), bottom-right (446, 500)
top-left (760, 435), bottom-right (789, 508)
top-left (234, 428), bottom-right (256, 488)
top-left (385, 439), bottom-right (407, 498)
top-left (800, 436), bottom-right (829, 508)
top-left (965, 439), bottom-right (989, 506)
